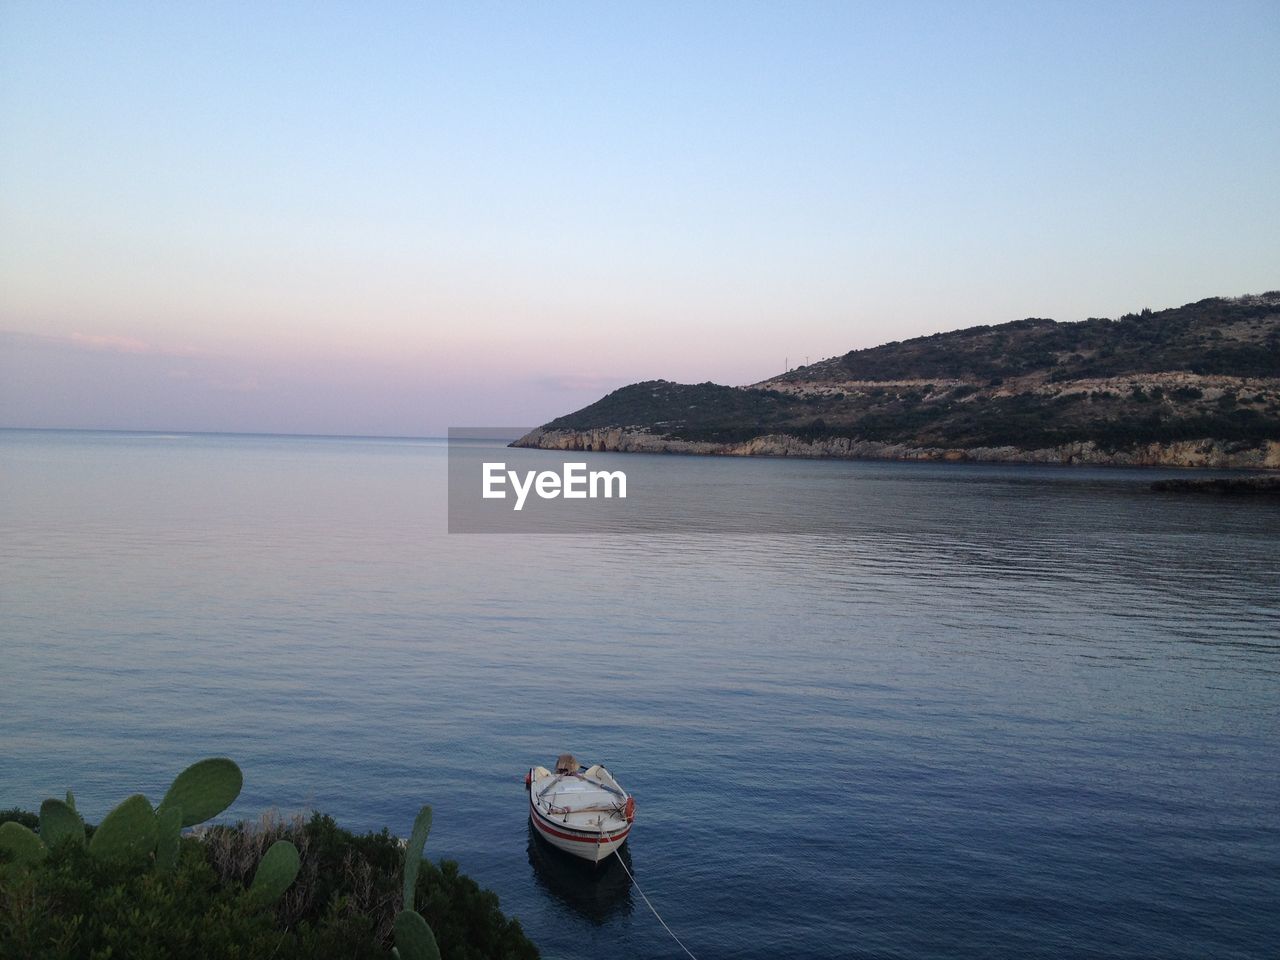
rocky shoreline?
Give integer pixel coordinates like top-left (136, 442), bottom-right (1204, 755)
top-left (512, 427), bottom-right (1280, 471)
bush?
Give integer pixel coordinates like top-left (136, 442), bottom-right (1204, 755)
top-left (291, 813), bottom-right (536, 960)
top-left (0, 811), bottom-right (538, 960)
top-left (1, 841), bottom-right (293, 959)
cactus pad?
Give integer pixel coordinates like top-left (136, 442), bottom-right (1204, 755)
top-left (0, 821), bottom-right (47, 868)
top-left (250, 839), bottom-right (301, 903)
top-left (154, 804), bottom-right (183, 872)
top-left (394, 909), bottom-right (441, 960)
top-left (38, 798), bottom-right (85, 847)
top-left (158, 757), bottom-right (243, 827)
top-left (403, 804), bottom-right (433, 909)
top-left (88, 794), bottom-right (157, 863)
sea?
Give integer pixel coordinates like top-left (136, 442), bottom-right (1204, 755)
top-left (1, 429), bottom-right (1277, 959)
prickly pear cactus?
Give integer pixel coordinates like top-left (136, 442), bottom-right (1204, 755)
top-left (154, 804), bottom-right (183, 872)
top-left (0, 821), bottom-right (46, 873)
top-left (88, 794), bottom-right (157, 863)
top-left (394, 909), bottom-right (441, 960)
top-left (9, 759), bottom-right (286, 887)
top-left (394, 804), bottom-right (441, 960)
top-left (249, 839), bottom-right (301, 903)
top-left (38, 798), bottom-right (85, 847)
top-left (402, 805), bottom-right (433, 908)
top-left (158, 757), bottom-right (243, 827)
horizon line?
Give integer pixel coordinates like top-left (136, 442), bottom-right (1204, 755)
top-left (0, 426), bottom-right (529, 442)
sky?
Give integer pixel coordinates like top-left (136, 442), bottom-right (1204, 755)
top-left (1, 1), bottom-right (1277, 435)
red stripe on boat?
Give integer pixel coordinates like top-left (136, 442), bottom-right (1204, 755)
top-left (530, 801), bottom-right (631, 844)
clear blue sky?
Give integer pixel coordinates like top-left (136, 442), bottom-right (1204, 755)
top-left (2, 1), bottom-right (1277, 434)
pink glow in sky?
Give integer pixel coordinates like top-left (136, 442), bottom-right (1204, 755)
top-left (2, 3), bottom-right (1277, 435)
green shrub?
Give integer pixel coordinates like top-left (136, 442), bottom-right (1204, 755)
top-left (1, 841), bottom-right (290, 959)
top-left (0, 810), bottom-right (537, 960)
top-left (293, 813), bottom-right (536, 960)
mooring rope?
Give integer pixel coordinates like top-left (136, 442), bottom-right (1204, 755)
top-left (613, 852), bottom-right (700, 960)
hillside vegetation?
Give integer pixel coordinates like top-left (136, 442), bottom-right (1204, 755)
top-left (519, 293), bottom-right (1280, 467)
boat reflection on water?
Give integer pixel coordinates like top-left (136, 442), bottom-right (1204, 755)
top-left (526, 821), bottom-right (634, 925)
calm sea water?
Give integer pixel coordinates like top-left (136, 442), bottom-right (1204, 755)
top-left (1, 430), bottom-right (1277, 959)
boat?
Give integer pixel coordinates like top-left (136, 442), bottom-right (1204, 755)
top-left (526, 754), bottom-right (635, 863)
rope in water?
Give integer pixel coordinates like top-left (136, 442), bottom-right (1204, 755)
top-left (613, 852), bottom-right (700, 960)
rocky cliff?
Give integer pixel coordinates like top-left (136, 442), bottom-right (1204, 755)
top-left (514, 293), bottom-right (1280, 470)
top-left (514, 427), bottom-right (1280, 470)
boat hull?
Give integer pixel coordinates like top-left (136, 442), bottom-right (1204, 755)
top-left (529, 796), bottom-right (631, 863)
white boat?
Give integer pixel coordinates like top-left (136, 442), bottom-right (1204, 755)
top-left (526, 754), bottom-right (635, 863)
